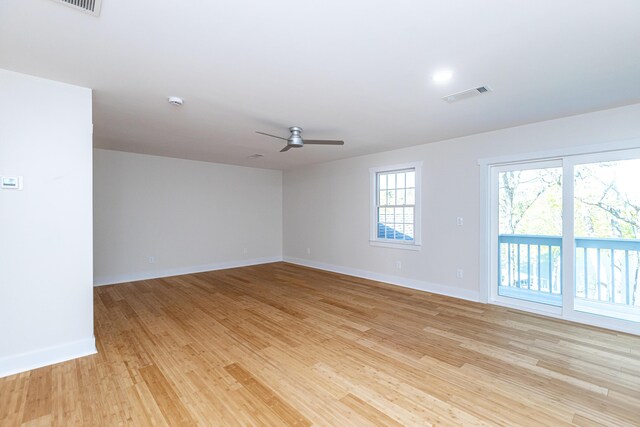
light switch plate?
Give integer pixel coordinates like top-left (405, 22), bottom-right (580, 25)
top-left (1, 176), bottom-right (23, 190)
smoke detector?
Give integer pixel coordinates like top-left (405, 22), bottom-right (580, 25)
top-left (50, 0), bottom-right (103, 16)
top-left (443, 86), bottom-right (492, 103)
top-left (168, 96), bottom-right (184, 106)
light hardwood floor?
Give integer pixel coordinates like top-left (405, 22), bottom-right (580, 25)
top-left (1, 262), bottom-right (639, 426)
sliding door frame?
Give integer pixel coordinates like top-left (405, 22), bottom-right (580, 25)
top-left (563, 148), bottom-right (640, 333)
top-left (489, 159), bottom-right (564, 316)
top-left (479, 138), bottom-right (640, 336)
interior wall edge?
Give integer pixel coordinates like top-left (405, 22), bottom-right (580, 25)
top-left (94, 256), bottom-right (284, 286)
top-left (283, 256), bottom-right (481, 302)
top-left (0, 337), bottom-right (96, 379)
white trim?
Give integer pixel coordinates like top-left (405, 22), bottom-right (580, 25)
top-left (562, 157), bottom-right (575, 317)
top-left (563, 310), bottom-right (640, 336)
top-left (369, 161), bottom-right (424, 174)
top-left (368, 240), bottom-right (422, 251)
top-left (478, 157), bottom-right (490, 303)
top-left (283, 256), bottom-right (480, 302)
top-left (0, 337), bottom-right (96, 379)
top-left (478, 137), bottom-right (640, 167)
top-left (492, 159), bottom-right (563, 173)
top-left (490, 298), bottom-right (562, 317)
top-left (492, 298), bottom-right (640, 336)
top-left (369, 161), bottom-right (423, 247)
top-left (94, 256), bottom-right (283, 286)
top-left (574, 299), bottom-right (640, 323)
top-left (569, 146), bottom-right (640, 165)
top-left (491, 295), bottom-right (562, 316)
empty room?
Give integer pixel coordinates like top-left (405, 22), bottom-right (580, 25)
top-left (1, 0), bottom-right (640, 425)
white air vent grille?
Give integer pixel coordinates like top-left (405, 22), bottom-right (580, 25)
top-left (51, 0), bottom-right (102, 16)
top-left (443, 86), bottom-right (492, 103)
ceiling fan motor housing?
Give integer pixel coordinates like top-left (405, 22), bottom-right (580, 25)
top-left (288, 127), bottom-right (304, 147)
top-left (256, 126), bottom-right (344, 152)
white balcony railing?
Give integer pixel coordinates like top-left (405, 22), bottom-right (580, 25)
top-left (498, 234), bottom-right (640, 310)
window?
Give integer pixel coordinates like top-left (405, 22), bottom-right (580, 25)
top-left (370, 162), bottom-right (422, 250)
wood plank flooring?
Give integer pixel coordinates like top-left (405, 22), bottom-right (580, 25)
top-left (1, 262), bottom-right (639, 426)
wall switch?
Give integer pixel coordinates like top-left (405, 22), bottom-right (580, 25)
top-left (396, 261), bottom-right (402, 270)
top-left (456, 268), bottom-right (464, 279)
top-left (456, 217), bottom-right (464, 226)
top-left (242, 247), bottom-right (248, 255)
top-left (306, 247), bottom-right (311, 255)
top-left (148, 256), bottom-right (156, 264)
top-left (1, 176), bottom-right (23, 190)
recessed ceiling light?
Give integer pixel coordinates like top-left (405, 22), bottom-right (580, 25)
top-left (168, 96), bottom-right (184, 106)
top-left (432, 70), bottom-right (453, 84)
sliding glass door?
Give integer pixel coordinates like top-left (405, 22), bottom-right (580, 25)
top-left (489, 149), bottom-right (640, 333)
top-left (494, 161), bottom-right (563, 311)
top-left (572, 154), bottom-right (640, 324)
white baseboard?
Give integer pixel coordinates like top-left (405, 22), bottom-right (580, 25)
top-left (283, 256), bottom-right (480, 302)
top-left (94, 256), bottom-right (283, 286)
top-left (0, 337), bottom-right (96, 379)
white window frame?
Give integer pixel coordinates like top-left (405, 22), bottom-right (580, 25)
top-left (369, 161), bottom-right (422, 251)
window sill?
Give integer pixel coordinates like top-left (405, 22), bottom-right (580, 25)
top-left (369, 240), bottom-right (422, 251)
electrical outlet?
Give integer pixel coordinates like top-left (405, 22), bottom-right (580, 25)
top-left (148, 256), bottom-right (156, 264)
top-left (396, 261), bottom-right (402, 270)
top-left (457, 217), bottom-right (464, 226)
top-left (456, 268), bottom-right (464, 279)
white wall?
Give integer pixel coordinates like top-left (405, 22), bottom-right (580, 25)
top-left (0, 69), bottom-right (94, 378)
top-left (283, 103), bottom-right (640, 301)
top-left (94, 149), bottom-right (283, 285)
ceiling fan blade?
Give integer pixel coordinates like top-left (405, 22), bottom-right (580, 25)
top-left (303, 139), bottom-right (345, 145)
top-left (256, 131), bottom-right (288, 141)
top-left (280, 145), bottom-right (293, 152)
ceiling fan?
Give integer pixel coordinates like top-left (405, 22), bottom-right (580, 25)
top-left (256, 126), bottom-right (345, 152)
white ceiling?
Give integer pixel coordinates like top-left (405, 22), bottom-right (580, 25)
top-left (1, 0), bottom-right (639, 170)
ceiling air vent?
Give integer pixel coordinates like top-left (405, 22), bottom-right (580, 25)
top-left (247, 154), bottom-right (264, 159)
top-left (443, 85), bottom-right (492, 103)
top-left (51, 0), bottom-right (103, 16)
